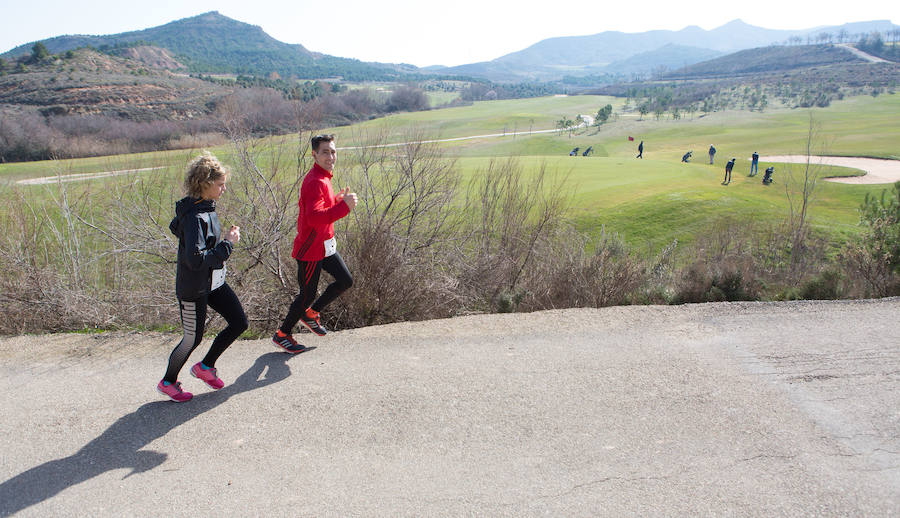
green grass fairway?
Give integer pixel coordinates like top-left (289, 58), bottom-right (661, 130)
top-left (422, 93), bottom-right (900, 162)
top-left (454, 155), bottom-right (875, 253)
top-left (331, 95), bottom-right (618, 144)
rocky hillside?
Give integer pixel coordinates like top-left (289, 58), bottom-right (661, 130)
top-left (0, 47), bottom-right (229, 119)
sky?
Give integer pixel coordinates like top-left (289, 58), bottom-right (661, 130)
top-left (1, 0), bottom-right (897, 67)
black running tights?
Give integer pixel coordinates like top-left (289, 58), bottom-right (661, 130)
top-left (163, 282), bottom-right (248, 383)
top-left (279, 253), bottom-right (353, 334)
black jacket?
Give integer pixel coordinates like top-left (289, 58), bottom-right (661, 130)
top-left (169, 196), bottom-right (233, 300)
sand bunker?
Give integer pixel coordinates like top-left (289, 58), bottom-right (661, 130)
top-left (761, 156), bottom-right (900, 185)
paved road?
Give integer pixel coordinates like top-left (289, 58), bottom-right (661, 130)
top-left (1, 299), bottom-right (898, 516)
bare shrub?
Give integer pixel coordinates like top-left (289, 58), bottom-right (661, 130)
top-left (671, 217), bottom-right (762, 303)
top-left (524, 227), bottom-right (647, 310)
top-left (458, 158), bottom-right (572, 312)
top-left (332, 226), bottom-right (462, 327)
top-left (386, 85), bottom-right (429, 113)
top-left (168, 132), bottom-right (227, 150)
top-left (341, 88), bottom-right (381, 118)
top-left (1, 110), bottom-right (225, 162)
top-left (0, 110), bottom-right (60, 161)
top-left (0, 176), bottom-right (154, 333)
top-left (332, 128), bottom-right (464, 326)
top-left (841, 244), bottom-right (900, 298)
top-left (214, 87), bottom-right (296, 136)
top-left (783, 113), bottom-right (829, 275)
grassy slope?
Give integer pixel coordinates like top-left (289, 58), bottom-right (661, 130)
top-left (333, 95), bottom-right (610, 142)
top-left (2, 93), bottom-right (897, 254)
top-left (452, 154), bottom-right (870, 253)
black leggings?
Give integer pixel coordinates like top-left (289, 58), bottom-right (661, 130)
top-left (279, 253), bottom-right (353, 334)
top-left (163, 282), bottom-right (248, 383)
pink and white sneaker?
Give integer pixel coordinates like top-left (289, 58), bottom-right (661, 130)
top-left (190, 362), bottom-right (225, 390)
top-left (157, 380), bottom-right (193, 402)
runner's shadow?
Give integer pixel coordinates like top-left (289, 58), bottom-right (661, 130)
top-left (0, 349), bottom-right (312, 517)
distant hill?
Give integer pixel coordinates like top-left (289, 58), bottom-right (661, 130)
top-left (604, 44), bottom-right (724, 77)
top-left (592, 42), bottom-right (900, 115)
top-left (663, 44), bottom-right (865, 79)
top-left (0, 47), bottom-right (231, 119)
top-left (436, 19), bottom-right (900, 81)
top-left (1, 11), bottom-right (417, 81)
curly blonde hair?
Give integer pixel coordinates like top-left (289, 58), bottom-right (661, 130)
top-left (184, 152), bottom-right (228, 198)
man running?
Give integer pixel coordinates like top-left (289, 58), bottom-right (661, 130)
top-left (273, 134), bottom-right (358, 353)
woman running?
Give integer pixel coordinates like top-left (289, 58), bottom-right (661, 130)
top-left (157, 153), bottom-right (248, 402)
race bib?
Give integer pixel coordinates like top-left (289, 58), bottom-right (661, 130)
top-left (211, 264), bottom-right (226, 291)
top-left (323, 237), bottom-right (337, 257)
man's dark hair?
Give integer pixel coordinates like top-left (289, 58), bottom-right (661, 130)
top-left (311, 134), bottom-right (335, 152)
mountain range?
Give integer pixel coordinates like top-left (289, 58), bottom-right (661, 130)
top-left (2, 13), bottom-right (897, 82)
top-left (435, 19), bottom-right (900, 80)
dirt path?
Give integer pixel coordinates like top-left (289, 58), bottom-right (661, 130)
top-left (15, 167), bottom-right (166, 186)
top-left (761, 155), bottom-right (900, 184)
top-left (836, 43), bottom-right (890, 64)
top-left (1, 299), bottom-right (898, 516)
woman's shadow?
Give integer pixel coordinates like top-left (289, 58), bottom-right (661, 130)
top-left (0, 349), bottom-right (310, 517)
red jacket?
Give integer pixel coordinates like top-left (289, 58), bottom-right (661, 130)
top-left (291, 163), bottom-right (351, 261)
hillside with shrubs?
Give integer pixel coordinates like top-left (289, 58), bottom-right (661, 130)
top-left (0, 44), bottom-right (448, 162)
top-left (0, 11), bottom-right (416, 82)
top-left (663, 44), bottom-right (865, 79)
top-left (592, 44), bottom-right (900, 117)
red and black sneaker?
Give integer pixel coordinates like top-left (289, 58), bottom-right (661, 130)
top-left (299, 308), bottom-right (328, 336)
top-left (272, 330), bottom-right (311, 354)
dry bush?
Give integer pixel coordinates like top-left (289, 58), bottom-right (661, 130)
top-left (331, 128), bottom-right (465, 327)
top-left (0, 176), bottom-right (173, 333)
top-left (214, 88), bottom-right (297, 136)
top-left (386, 86), bottom-right (429, 112)
top-left (332, 227), bottom-right (462, 327)
top-left (670, 217), bottom-right (763, 303)
top-left (458, 157), bottom-right (572, 312)
top-left (522, 227), bottom-right (648, 310)
top-left (840, 244), bottom-right (900, 298)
